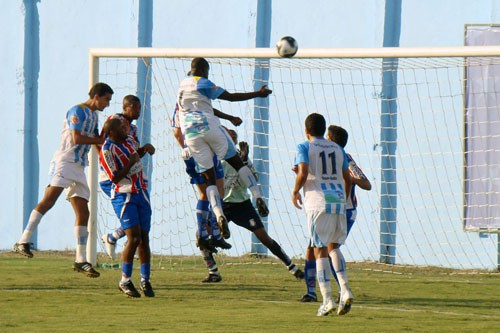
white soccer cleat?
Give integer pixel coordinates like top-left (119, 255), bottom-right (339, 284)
top-left (101, 234), bottom-right (116, 260)
top-left (316, 298), bottom-right (335, 316)
top-left (337, 289), bottom-right (353, 315)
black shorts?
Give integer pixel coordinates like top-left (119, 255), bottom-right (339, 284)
top-left (222, 199), bottom-right (264, 232)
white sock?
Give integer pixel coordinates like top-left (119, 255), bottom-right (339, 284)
top-left (316, 257), bottom-right (333, 303)
top-left (329, 248), bottom-right (349, 291)
top-left (75, 226), bottom-right (88, 263)
top-left (206, 185), bottom-right (224, 219)
top-left (19, 210), bottom-right (43, 244)
top-left (237, 166), bottom-right (261, 199)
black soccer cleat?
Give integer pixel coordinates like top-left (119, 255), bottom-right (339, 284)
top-left (217, 215), bottom-right (231, 239)
top-left (140, 280), bottom-right (155, 297)
top-left (119, 280), bottom-right (141, 298)
top-left (256, 198), bottom-right (269, 217)
top-left (210, 237), bottom-right (232, 250)
top-left (202, 274), bottom-right (222, 283)
top-left (293, 268), bottom-right (305, 280)
top-left (299, 293), bottom-right (318, 303)
top-left (197, 237), bottom-right (218, 253)
top-left (13, 242), bottom-right (34, 258)
top-left (72, 262), bottom-right (100, 278)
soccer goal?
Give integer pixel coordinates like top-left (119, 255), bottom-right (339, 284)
top-left (87, 46), bottom-right (500, 270)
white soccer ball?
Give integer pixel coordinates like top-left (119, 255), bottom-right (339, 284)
top-left (276, 36), bottom-right (298, 58)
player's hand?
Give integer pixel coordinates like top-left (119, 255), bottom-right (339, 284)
top-left (181, 147), bottom-right (192, 160)
top-left (231, 116), bottom-right (243, 126)
top-left (292, 191), bottom-right (303, 209)
top-left (96, 133), bottom-right (105, 145)
top-left (256, 85), bottom-right (272, 98)
top-left (129, 152), bottom-right (140, 164)
top-left (142, 143), bottom-right (156, 155)
top-left (239, 141), bottom-right (249, 163)
top-left (291, 165), bottom-right (298, 174)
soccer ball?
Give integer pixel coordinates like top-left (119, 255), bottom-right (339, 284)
top-left (276, 36), bottom-right (298, 58)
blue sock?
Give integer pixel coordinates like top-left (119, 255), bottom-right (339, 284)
top-left (122, 262), bottom-right (133, 280)
top-left (196, 200), bottom-right (210, 239)
top-left (304, 260), bottom-right (317, 297)
top-left (140, 263), bottom-right (151, 283)
top-left (208, 210), bottom-right (222, 239)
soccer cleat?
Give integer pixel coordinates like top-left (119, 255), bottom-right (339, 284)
top-left (299, 294), bottom-right (318, 302)
top-left (317, 299), bottom-right (336, 316)
top-left (288, 264), bottom-right (305, 280)
top-left (101, 234), bottom-right (117, 260)
top-left (256, 198), bottom-right (269, 217)
top-left (197, 237), bottom-right (218, 253)
top-left (210, 237), bottom-right (232, 250)
top-left (337, 289), bottom-right (353, 315)
top-left (119, 280), bottom-right (141, 298)
top-left (217, 215), bottom-right (231, 239)
top-left (13, 242), bottom-right (34, 258)
top-left (72, 262), bottom-right (100, 278)
top-left (202, 273), bottom-right (222, 283)
top-left (140, 280), bottom-right (155, 297)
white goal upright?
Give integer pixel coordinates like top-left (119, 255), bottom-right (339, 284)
top-left (87, 46), bottom-right (500, 271)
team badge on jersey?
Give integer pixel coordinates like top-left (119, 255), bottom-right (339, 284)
top-left (70, 116), bottom-right (79, 124)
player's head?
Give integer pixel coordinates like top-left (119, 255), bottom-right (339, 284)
top-left (122, 95), bottom-right (141, 120)
top-left (191, 57), bottom-right (210, 78)
top-left (305, 113), bottom-right (326, 137)
top-left (88, 82), bottom-right (114, 111)
top-left (327, 125), bottom-right (348, 148)
top-left (103, 117), bottom-right (127, 142)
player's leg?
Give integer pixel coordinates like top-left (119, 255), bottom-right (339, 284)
top-left (224, 154), bottom-right (269, 217)
top-left (328, 209), bottom-right (356, 303)
top-left (200, 249), bottom-right (222, 282)
top-left (300, 245), bottom-right (318, 302)
top-left (99, 179), bottom-right (124, 259)
top-left (14, 185), bottom-right (64, 258)
top-left (69, 195), bottom-right (100, 278)
top-left (120, 224), bottom-right (142, 298)
top-left (137, 190), bottom-right (154, 297)
top-left (327, 214), bottom-right (353, 315)
top-left (314, 246), bottom-right (335, 316)
top-left (207, 172), bottom-right (231, 249)
top-left (309, 210), bottom-right (336, 316)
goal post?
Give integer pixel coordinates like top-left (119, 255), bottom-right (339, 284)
top-left (88, 46), bottom-right (500, 270)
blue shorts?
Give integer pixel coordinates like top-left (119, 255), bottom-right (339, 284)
top-left (111, 190), bottom-right (152, 231)
top-left (185, 155), bottom-right (223, 185)
top-left (99, 180), bottom-right (112, 198)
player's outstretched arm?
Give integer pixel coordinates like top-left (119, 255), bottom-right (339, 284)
top-left (217, 85), bottom-right (272, 102)
top-left (213, 108), bottom-right (242, 126)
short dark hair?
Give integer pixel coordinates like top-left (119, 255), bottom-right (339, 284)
top-left (88, 82), bottom-right (114, 98)
top-left (305, 113), bottom-right (326, 137)
top-left (102, 117), bottom-right (122, 136)
top-left (123, 94), bottom-right (140, 106)
top-left (328, 125), bottom-right (349, 148)
top-left (191, 57), bottom-right (209, 72)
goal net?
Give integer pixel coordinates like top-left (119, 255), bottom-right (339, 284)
top-left (89, 47), bottom-right (500, 270)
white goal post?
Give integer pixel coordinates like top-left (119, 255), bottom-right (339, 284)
top-left (87, 46), bottom-right (500, 270)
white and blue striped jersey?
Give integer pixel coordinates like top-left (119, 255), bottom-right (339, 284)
top-left (176, 76), bottom-right (225, 138)
top-left (295, 137), bottom-right (349, 214)
top-left (52, 103), bottom-right (99, 167)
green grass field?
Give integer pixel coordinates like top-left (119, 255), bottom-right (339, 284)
top-left (1, 251), bottom-right (499, 333)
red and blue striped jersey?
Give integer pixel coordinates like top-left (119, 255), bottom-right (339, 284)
top-left (99, 136), bottom-right (146, 194)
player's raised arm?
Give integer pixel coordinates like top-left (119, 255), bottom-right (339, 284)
top-left (217, 85), bottom-right (272, 102)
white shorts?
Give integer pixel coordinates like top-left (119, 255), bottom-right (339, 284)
top-left (186, 126), bottom-right (237, 172)
top-left (307, 210), bottom-right (347, 248)
top-left (48, 160), bottom-right (90, 200)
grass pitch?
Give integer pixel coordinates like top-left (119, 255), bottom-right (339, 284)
top-left (1, 251), bottom-right (499, 333)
